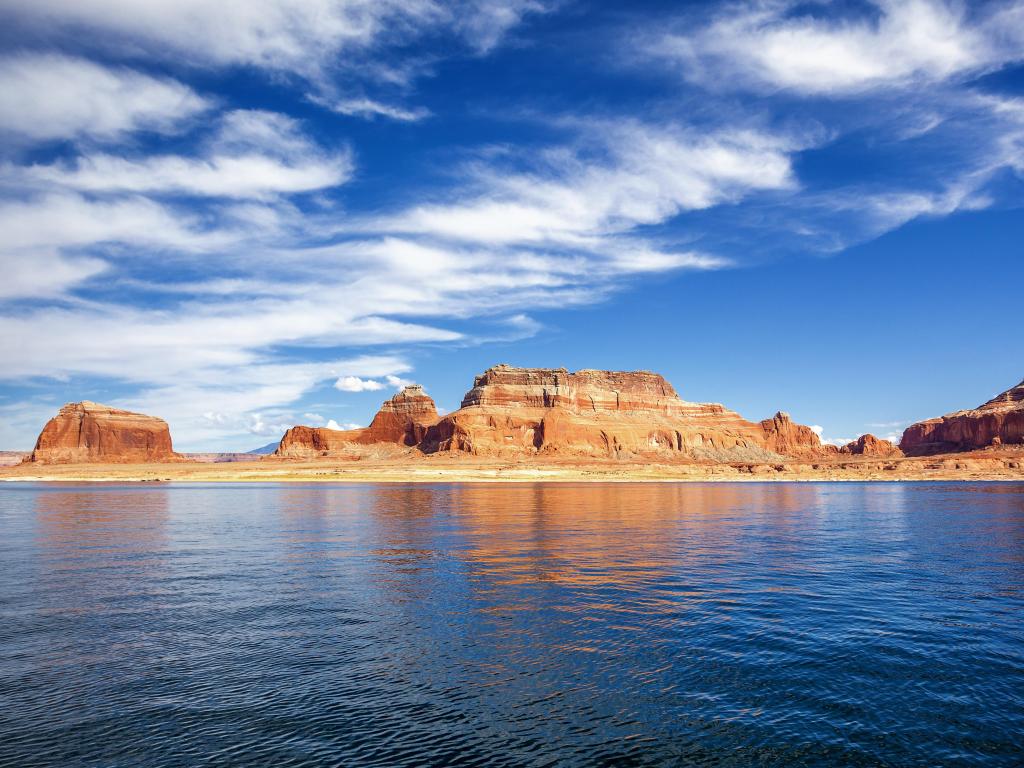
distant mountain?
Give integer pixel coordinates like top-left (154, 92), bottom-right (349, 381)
top-left (247, 441), bottom-right (280, 455)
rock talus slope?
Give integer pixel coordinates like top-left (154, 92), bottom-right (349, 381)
top-left (901, 379), bottom-right (1024, 454)
top-left (28, 401), bottom-right (179, 464)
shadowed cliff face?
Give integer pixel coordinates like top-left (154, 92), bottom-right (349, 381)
top-left (273, 365), bottom-right (826, 462)
top-left (901, 379), bottom-right (1024, 455)
top-left (28, 402), bottom-right (179, 464)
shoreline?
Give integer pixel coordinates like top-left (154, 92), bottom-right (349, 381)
top-left (2, 453), bottom-right (1022, 484)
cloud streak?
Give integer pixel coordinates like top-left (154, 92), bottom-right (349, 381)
top-left (651, 0), bottom-right (1024, 95)
top-left (0, 53), bottom-right (209, 142)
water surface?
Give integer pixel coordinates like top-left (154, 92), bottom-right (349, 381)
top-left (1, 482), bottom-right (1022, 766)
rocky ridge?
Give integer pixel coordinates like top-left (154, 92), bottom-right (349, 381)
top-left (277, 365), bottom-right (828, 462)
top-left (900, 379), bottom-right (1024, 455)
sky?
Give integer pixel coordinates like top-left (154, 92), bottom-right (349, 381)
top-left (0, 0), bottom-right (1022, 452)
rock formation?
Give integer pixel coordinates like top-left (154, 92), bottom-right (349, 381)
top-left (274, 365), bottom-right (828, 462)
top-left (359, 384), bottom-right (438, 445)
top-left (840, 434), bottom-right (902, 457)
top-left (900, 379), bottom-right (1024, 455)
top-left (760, 411), bottom-right (828, 458)
top-left (275, 385), bottom-right (439, 459)
top-left (28, 401), bottom-right (179, 464)
top-left (419, 366), bottom-right (825, 461)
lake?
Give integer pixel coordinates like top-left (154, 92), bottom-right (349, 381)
top-left (1, 482), bottom-right (1022, 766)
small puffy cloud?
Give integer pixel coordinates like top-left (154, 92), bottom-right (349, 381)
top-left (385, 374), bottom-right (415, 390)
top-left (335, 375), bottom-right (386, 392)
top-left (325, 419), bottom-right (361, 431)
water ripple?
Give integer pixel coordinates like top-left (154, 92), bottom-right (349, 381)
top-left (0, 482), bottom-right (1022, 766)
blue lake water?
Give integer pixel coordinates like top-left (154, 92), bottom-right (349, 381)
top-left (1, 482), bottom-right (1022, 766)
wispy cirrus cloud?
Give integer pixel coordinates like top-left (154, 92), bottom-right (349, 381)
top-left (11, 111), bottom-right (353, 200)
top-left (0, 0), bottom-right (548, 88)
top-left (314, 96), bottom-right (431, 122)
top-left (650, 0), bottom-right (1024, 96)
top-left (0, 53), bottom-right (209, 142)
top-left (380, 121), bottom-right (803, 247)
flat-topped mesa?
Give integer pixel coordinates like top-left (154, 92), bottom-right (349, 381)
top-left (423, 365), bottom-right (828, 461)
top-left (274, 385), bottom-right (439, 458)
top-left (840, 434), bottom-right (903, 457)
top-left (28, 401), bottom-right (180, 464)
top-left (901, 378), bottom-right (1024, 455)
top-left (460, 365), bottom-right (684, 413)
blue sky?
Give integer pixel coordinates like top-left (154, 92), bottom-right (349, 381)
top-left (0, 0), bottom-right (1022, 451)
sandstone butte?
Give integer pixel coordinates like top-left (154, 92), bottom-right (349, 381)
top-left (27, 401), bottom-right (180, 464)
top-left (840, 434), bottom-right (903, 458)
top-left (900, 378), bottom-right (1024, 455)
top-left (276, 365), bottom-right (828, 462)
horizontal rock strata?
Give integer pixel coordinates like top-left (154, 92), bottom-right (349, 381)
top-left (28, 402), bottom-right (179, 464)
top-left (275, 365), bottom-right (828, 462)
top-left (901, 379), bottom-right (1024, 455)
top-left (275, 385), bottom-right (439, 459)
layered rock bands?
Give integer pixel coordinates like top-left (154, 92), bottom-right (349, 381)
top-left (28, 401), bottom-right (179, 464)
top-left (277, 365), bottom-right (827, 462)
top-left (901, 379), bottom-right (1024, 455)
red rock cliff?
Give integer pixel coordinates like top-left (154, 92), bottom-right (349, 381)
top-left (900, 379), bottom-right (1024, 455)
top-left (275, 385), bottom-right (439, 458)
top-left (422, 365), bottom-right (827, 461)
top-left (840, 434), bottom-right (902, 457)
top-left (28, 401), bottom-right (179, 464)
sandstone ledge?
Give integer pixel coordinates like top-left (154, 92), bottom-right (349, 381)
top-left (3, 448), bottom-right (1022, 483)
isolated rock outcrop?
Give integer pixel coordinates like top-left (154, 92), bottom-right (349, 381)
top-left (28, 401), bottom-right (179, 464)
top-left (901, 379), bottom-right (1024, 455)
top-left (760, 411), bottom-right (826, 458)
top-left (840, 434), bottom-right (902, 457)
top-left (275, 385), bottom-right (439, 458)
top-left (420, 365), bottom-right (827, 461)
top-left (358, 384), bottom-right (438, 445)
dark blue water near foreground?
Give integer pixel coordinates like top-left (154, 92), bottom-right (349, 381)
top-left (1, 483), bottom-right (1023, 767)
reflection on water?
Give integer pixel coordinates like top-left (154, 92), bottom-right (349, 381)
top-left (1, 482), bottom-right (1023, 766)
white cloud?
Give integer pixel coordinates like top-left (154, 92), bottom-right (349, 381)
top-left (317, 96), bottom-right (430, 122)
top-left (2, 249), bottom-right (108, 300)
top-left (0, 53), bottom-right (208, 141)
top-left (0, 193), bottom-right (231, 254)
top-left (335, 376), bottom-right (386, 392)
top-left (14, 110), bottom-right (353, 200)
top-left (325, 419), bottom-right (361, 431)
top-left (385, 374), bottom-right (415, 390)
top-left (652, 0), bottom-right (1024, 96)
top-left (382, 123), bottom-right (800, 247)
top-left (2, 0), bottom-right (545, 80)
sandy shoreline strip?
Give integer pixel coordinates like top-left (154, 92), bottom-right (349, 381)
top-left (2, 453), bottom-right (1023, 484)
